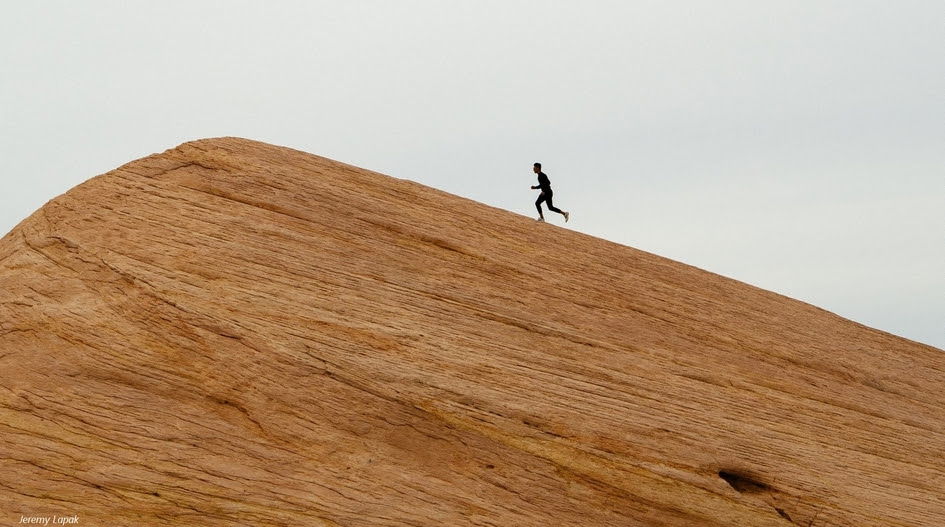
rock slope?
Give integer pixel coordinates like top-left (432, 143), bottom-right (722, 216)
top-left (1, 138), bottom-right (943, 526)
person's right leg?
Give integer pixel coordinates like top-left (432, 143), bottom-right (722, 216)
top-left (535, 194), bottom-right (546, 220)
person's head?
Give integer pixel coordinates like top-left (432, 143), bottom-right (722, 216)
top-left (533, 162), bottom-right (541, 174)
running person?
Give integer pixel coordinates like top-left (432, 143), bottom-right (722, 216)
top-left (531, 162), bottom-right (569, 223)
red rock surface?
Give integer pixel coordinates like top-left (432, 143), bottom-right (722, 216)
top-left (1, 138), bottom-right (942, 526)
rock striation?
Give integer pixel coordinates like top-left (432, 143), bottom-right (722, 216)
top-left (1, 138), bottom-right (943, 526)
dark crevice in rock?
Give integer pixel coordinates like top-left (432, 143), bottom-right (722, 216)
top-left (718, 470), bottom-right (771, 494)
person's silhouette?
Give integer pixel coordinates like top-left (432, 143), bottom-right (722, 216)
top-left (531, 162), bottom-right (569, 223)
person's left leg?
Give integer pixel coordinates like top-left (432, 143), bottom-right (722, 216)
top-left (546, 194), bottom-right (569, 222)
top-left (546, 194), bottom-right (564, 214)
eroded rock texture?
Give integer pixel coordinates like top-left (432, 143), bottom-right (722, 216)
top-left (1, 138), bottom-right (942, 526)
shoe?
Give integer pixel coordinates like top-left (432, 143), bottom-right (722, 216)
top-left (537, 217), bottom-right (545, 222)
top-left (563, 211), bottom-right (570, 223)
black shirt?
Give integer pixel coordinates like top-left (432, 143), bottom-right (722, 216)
top-left (536, 172), bottom-right (552, 193)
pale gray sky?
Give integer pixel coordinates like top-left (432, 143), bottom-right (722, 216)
top-left (2, 1), bottom-right (942, 348)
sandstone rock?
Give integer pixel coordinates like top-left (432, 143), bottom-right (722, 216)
top-left (1, 138), bottom-right (942, 526)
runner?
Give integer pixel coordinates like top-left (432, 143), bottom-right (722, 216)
top-left (531, 162), bottom-right (569, 223)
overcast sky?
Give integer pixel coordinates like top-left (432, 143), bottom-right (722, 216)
top-left (2, 1), bottom-right (942, 349)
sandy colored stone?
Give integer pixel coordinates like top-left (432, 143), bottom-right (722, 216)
top-left (1, 137), bottom-right (942, 526)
